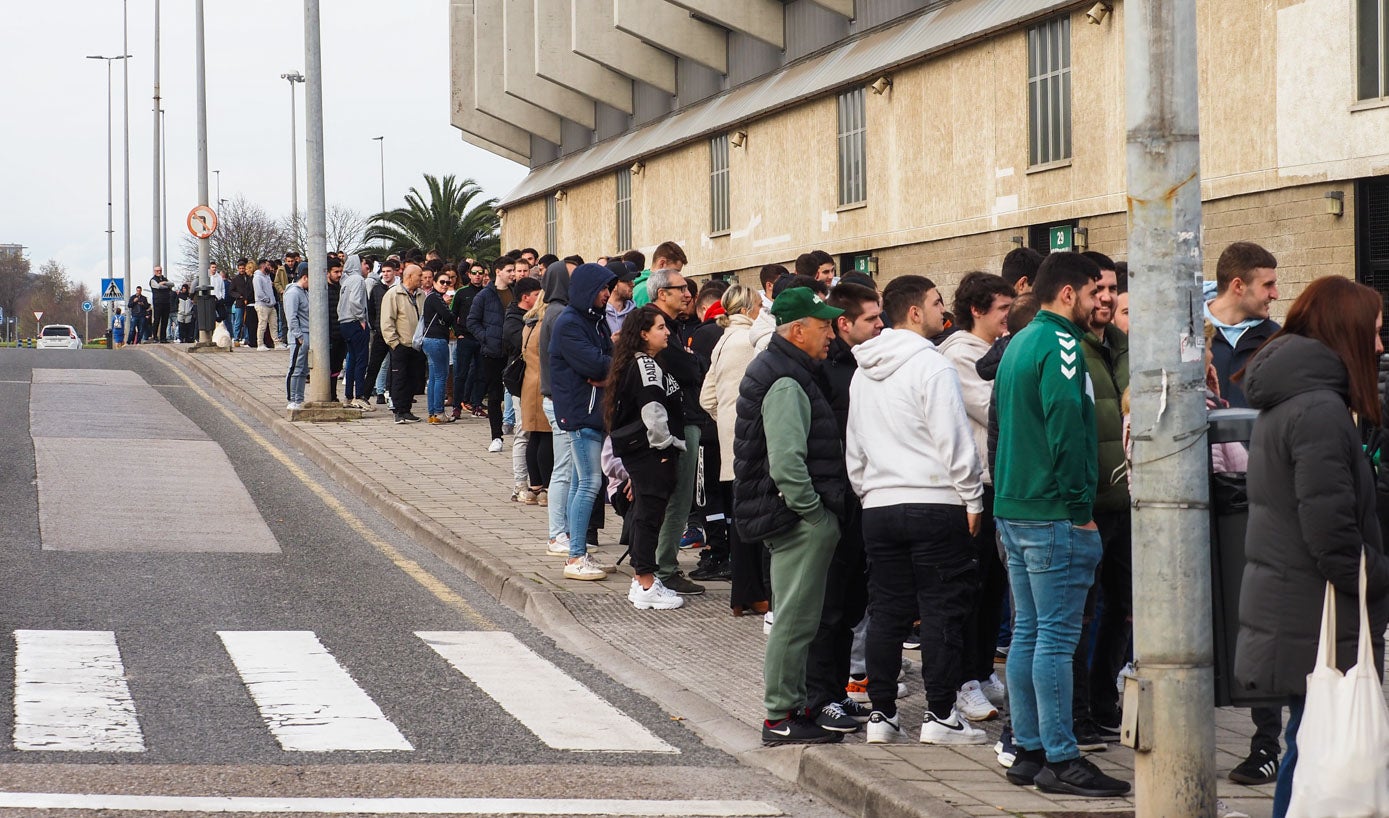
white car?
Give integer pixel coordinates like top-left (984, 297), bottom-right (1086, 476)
top-left (37, 324), bottom-right (81, 350)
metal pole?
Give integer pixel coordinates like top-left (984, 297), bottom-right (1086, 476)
top-left (194, 0), bottom-right (212, 344)
top-left (161, 108), bottom-right (168, 271)
top-left (151, 0), bottom-right (161, 269)
top-left (304, 0), bottom-right (329, 403)
top-left (1125, 0), bottom-right (1214, 814)
top-left (214, 170), bottom-right (220, 208)
top-left (282, 72), bottom-right (304, 249)
top-left (105, 59), bottom-right (114, 286)
top-left (122, 0), bottom-right (132, 299)
top-left (373, 135), bottom-right (385, 212)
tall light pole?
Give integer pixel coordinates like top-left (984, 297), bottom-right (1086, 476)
top-left (122, 0), bottom-right (132, 299)
top-left (281, 71), bottom-right (305, 249)
top-left (193, 0), bottom-right (213, 345)
top-left (304, 1), bottom-right (329, 403)
top-left (372, 136), bottom-right (385, 213)
top-left (160, 107), bottom-right (168, 272)
top-left (88, 54), bottom-right (130, 291)
top-left (214, 169), bottom-right (221, 208)
top-left (151, 0), bottom-right (161, 271)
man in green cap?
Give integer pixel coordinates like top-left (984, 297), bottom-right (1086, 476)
top-left (733, 287), bottom-right (849, 745)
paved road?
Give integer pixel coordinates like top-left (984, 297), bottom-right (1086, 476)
top-left (0, 348), bottom-right (843, 818)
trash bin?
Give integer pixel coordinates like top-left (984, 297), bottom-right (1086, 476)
top-left (1208, 408), bottom-right (1281, 708)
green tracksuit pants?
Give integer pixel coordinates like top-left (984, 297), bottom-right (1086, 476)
top-left (763, 513), bottom-right (840, 720)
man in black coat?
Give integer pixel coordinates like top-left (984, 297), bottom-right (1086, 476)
top-left (467, 256), bottom-right (516, 447)
top-left (148, 266), bottom-right (174, 343)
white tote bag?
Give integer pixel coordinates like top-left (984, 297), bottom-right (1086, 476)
top-left (1287, 552), bottom-right (1389, 818)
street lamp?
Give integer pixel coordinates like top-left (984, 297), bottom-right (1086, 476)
top-left (281, 71), bottom-right (305, 250)
top-left (87, 54), bottom-right (131, 291)
top-left (372, 136), bottom-right (385, 214)
top-left (214, 169), bottom-right (220, 207)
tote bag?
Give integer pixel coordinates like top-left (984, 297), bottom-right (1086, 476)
top-left (1287, 552), bottom-right (1389, 818)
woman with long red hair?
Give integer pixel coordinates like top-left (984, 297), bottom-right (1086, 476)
top-left (1233, 275), bottom-right (1389, 817)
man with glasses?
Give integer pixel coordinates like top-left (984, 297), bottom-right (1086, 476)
top-left (648, 263), bottom-right (710, 596)
top-left (451, 261), bottom-right (488, 419)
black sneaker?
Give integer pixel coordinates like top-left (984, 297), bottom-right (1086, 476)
top-left (1092, 706), bottom-right (1123, 739)
top-left (1074, 718), bottom-right (1108, 752)
top-left (663, 571), bottom-right (706, 596)
top-left (1033, 756), bottom-right (1131, 797)
top-left (393, 413), bottom-right (409, 424)
top-left (762, 713), bottom-right (844, 746)
top-left (902, 622), bottom-right (921, 651)
top-left (1228, 747), bottom-right (1279, 785)
top-left (1006, 747), bottom-right (1046, 786)
top-left (375, 394), bottom-right (386, 405)
top-left (814, 701), bottom-right (861, 733)
top-left (837, 697), bottom-right (872, 723)
top-left (689, 554), bottom-right (732, 581)
top-left (399, 412), bottom-right (422, 423)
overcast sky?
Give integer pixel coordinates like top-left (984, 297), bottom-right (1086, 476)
top-left (1, 1), bottom-right (527, 297)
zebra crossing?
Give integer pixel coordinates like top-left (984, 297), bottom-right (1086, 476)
top-left (7, 629), bottom-right (677, 756)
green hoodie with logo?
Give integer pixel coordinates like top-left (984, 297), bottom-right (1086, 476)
top-left (993, 309), bottom-right (1098, 526)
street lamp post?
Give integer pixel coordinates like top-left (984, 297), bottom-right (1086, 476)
top-left (281, 71), bottom-right (305, 249)
top-left (151, 0), bottom-right (161, 271)
top-left (87, 54), bottom-right (130, 293)
top-left (122, 0), bottom-right (132, 301)
top-left (214, 169), bottom-right (220, 208)
top-left (372, 136), bottom-right (385, 213)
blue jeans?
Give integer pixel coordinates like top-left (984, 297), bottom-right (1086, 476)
top-left (998, 518), bottom-right (1102, 762)
top-left (340, 321), bottom-right (370, 400)
top-left (545, 398), bottom-right (572, 541)
top-left (566, 427), bottom-right (603, 558)
top-left (285, 337), bottom-right (309, 404)
top-left (1272, 695), bottom-right (1304, 818)
top-left (421, 337), bottom-right (450, 417)
top-left (504, 389), bottom-right (516, 426)
top-left (230, 304), bottom-right (245, 343)
top-left (454, 336), bottom-right (482, 407)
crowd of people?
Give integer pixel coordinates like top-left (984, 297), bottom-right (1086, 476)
top-left (164, 232), bottom-right (1383, 813)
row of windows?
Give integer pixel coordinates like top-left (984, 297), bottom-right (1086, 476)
top-left (596, 7), bottom-right (1389, 245)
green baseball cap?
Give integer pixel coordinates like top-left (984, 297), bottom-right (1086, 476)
top-left (771, 287), bottom-right (844, 326)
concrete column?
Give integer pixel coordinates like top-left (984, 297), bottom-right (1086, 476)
top-left (571, 0), bottom-right (676, 94)
top-left (614, 0), bottom-right (727, 74)
top-left (502, 0), bottom-right (597, 127)
top-left (535, 0), bottom-right (633, 113)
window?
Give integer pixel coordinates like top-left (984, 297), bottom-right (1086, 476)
top-left (545, 196), bottom-right (557, 255)
top-left (615, 168), bottom-right (632, 251)
top-left (1359, 0), bottom-right (1389, 100)
top-left (1358, 177), bottom-right (1389, 345)
top-left (1028, 15), bottom-right (1072, 166)
top-left (710, 135), bottom-right (730, 233)
top-left (837, 88), bottom-right (867, 206)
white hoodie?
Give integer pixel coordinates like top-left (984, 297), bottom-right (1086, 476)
top-left (846, 328), bottom-right (984, 513)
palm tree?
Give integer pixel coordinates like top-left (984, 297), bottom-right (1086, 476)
top-left (363, 174), bottom-right (500, 261)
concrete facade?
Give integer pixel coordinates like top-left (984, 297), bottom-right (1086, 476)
top-left (461, 0), bottom-right (1388, 309)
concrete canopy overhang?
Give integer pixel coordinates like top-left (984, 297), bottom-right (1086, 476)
top-left (804, 0), bottom-right (855, 17)
top-left (450, 1), bottom-right (531, 163)
top-left (571, 0), bottom-right (678, 95)
top-left (666, 0), bottom-right (785, 49)
top-left (503, 0), bottom-right (597, 128)
top-left (474, 1), bottom-right (564, 144)
top-left (501, 0), bottom-right (1086, 207)
top-left (613, 0), bottom-right (728, 75)
top-left (535, 0), bottom-right (634, 114)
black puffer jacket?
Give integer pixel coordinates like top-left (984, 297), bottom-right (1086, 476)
top-left (820, 335), bottom-right (857, 440)
top-left (976, 335), bottom-right (1011, 477)
top-left (1234, 334), bottom-right (1389, 697)
top-left (733, 333), bottom-right (847, 542)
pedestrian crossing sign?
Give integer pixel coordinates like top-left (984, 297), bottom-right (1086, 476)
top-left (101, 278), bottom-right (124, 301)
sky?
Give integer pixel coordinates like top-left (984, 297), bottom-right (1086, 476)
top-left (0, 1), bottom-right (528, 298)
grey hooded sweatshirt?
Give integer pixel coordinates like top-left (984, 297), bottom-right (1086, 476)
top-left (537, 260), bottom-right (570, 397)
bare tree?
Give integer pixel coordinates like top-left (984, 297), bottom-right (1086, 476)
top-left (280, 204), bottom-right (371, 258)
top-left (179, 195), bottom-right (288, 282)
top-left (0, 250), bottom-right (33, 332)
top-left (21, 260), bottom-right (87, 334)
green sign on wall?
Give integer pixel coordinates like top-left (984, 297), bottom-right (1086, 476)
top-left (853, 254), bottom-right (871, 273)
top-left (1049, 225), bottom-right (1074, 252)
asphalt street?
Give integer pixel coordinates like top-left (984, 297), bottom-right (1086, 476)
top-left (0, 347), bottom-right (844, 818)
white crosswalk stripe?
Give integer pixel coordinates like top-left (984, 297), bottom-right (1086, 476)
top-left (217, 631), bottom-right (413, 753)
top-left (417, 631), bottom-right (678, 753)
top-left (12, 630), bottom-right (145, 752)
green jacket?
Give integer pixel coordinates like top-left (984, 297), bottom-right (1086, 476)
top-left (631, 269), bottom-right (653, 307)
top-left (1082, 324), bottom-right (1130, 514)
top-left (994, 310), bottom-right (1098, 525)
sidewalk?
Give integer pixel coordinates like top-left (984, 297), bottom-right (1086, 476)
top-left (151, 345), bottom-right (1276, 818)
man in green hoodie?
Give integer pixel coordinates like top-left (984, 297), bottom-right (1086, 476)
top-left (993, 252), bottom-right (1128, 799)
top-left (631, 240), bottom-right (686, 307)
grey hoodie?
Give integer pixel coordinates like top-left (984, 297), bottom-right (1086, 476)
top-left (537, 260), bottom-right (571, 397)
top-left (337, 268), bottom-right (369, 325)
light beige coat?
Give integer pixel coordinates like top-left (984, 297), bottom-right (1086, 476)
top-left (699, 313), bottom-right (760, 483)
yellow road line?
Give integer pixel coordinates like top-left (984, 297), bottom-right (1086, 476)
top-left (153, 355), bottom-right (494, 630)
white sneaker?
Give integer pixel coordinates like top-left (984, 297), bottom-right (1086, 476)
top-left (763, 611), bottom-right (775, 635)
top-left (562, 554), bottom-right (606, 581)
top-left (1117, 661), bottom-right (1137, 694)
top-left (865, 711), bottom-right (910, 744)
top-left (920, 709), bottom-right (989, 745)
top-left (547, 534), bottom-right (570, 556)
top-left (630, 578), bottom-right (684, 610)
top-left (285, 402), bottom-right (303, 411)
top-left (956, 680), bottom-right (999, 721)
top-left (982, 672), bottom-right (1007, 708)
top-left (488, 438), bottom-right (503, 453)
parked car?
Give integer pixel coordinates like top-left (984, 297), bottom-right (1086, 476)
top-left (37, 324), bottom-right (81, 350)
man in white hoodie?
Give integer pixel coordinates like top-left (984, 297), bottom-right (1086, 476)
top-left (846, 274), bottom-right (986, 746)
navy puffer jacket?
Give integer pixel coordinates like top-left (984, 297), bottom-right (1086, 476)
top-left (467, 283), bottom-right (508, 359)
top-left (549, 264), bottom-right (616, 432)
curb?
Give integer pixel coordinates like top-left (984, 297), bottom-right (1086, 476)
top-left (149, 346), bottom-right (965, 818)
